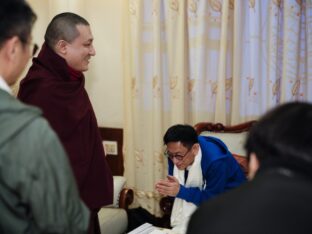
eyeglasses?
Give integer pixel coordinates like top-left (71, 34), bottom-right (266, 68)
top-left (164, 148), bottom-right (192, 161)
top-left (29, 43), bottom-right (39, 57)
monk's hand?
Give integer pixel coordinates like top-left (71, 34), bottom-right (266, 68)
top-left (155, 176), bottom-right (180, 197)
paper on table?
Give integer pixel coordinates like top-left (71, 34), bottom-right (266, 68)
top-left (150, 229), bottom-right (174, 234)
top-left (127, 223), bottom-right (156, 234)
top-left (127, 223), bottom-right (175, 234)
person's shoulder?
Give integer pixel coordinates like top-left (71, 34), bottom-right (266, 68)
top-left (21, 68), bottom-right (57, 89)
top-left (25, 115), bottom-right (57, 141)
top-left (7, 99), bottom-right (55, 142)
top-left (20, 57), bottom-right (62, 88)
top-left (0, 92), bottom-right (42, 123)
top-left (199, 135), bottom-right (230, 159)
top-left (198, 135), bottom-right (227, 148)
top-left (0, 100), bottom-right (61, 164)
top-left (19, 115), bottom-right (66, 168)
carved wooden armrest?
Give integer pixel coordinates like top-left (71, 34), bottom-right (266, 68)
top-left (119, 188), bottom-right (134, 210)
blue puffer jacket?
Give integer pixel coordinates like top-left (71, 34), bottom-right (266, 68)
top-left (168, 136), bottom-right (246, 206)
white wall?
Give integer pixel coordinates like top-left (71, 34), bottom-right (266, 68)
top-left (84, 0), bottom-right (124, 128)
top-left (26, 0), bottom-right (124, 128)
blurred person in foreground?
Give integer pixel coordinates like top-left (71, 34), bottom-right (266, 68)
top-left (188, 102), bottom-right (312, 234)
top-left (0, 0), bottom-right (89, 233)
top-left (17, 12), bottom-right (113, 234)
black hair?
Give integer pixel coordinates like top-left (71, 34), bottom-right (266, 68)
top-left (44, 12), bottom-right (89, 49)
top-left (245, 102), bottom-right (312, 171)
top-left (0, 0), bottom-right (36, 48)
top-left (163, 124), bottom-right (198, 149)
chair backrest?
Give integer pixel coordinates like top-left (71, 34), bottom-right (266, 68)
top-left (194, 121), bottom-right (257, 176)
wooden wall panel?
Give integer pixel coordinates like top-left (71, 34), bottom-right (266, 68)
top-left (98, 127), bottom-right (124, 176)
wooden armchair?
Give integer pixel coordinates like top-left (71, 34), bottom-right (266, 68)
top-left (159, 121), bottom-right (257, 228)
top-left (194, 121), bottom-right (257, 176)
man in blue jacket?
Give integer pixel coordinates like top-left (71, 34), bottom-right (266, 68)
top-left (155, 124), bottom-right (246, 233)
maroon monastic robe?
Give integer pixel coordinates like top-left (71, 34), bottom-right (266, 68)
top-left (18, 43), bottom-right (113, 210)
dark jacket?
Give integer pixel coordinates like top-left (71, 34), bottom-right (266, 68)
top-left (18, 43), bottom-right (113, 209)
top-left (187, 165), bottom-right (312, 234)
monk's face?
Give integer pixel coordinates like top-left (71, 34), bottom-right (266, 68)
top-left (64, 25), bottom-right (96, 72)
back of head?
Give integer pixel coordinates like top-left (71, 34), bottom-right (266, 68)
top-left (0, 0), bottom-right (36, 48)
top-left (245, 102), bottom-right (312, 171)
top-left (44, 12), bottom-right (89, 49)
top-left (164, 124), bottom-right (198, 148)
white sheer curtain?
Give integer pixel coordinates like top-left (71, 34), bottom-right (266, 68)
top-left (123, 0), bottom-right (312, 215)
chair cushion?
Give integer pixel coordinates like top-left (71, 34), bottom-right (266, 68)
top-left (98, 208), bottom-right (128, 234)
top-left (113, 176), bottom-right (126, 207)
top-left (105, 176), bottom-right (126, 208)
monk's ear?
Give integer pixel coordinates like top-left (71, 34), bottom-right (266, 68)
top-left (248, 153), bottom-right (260, 180)
top-left (55, 40), bottom-right (67, 55)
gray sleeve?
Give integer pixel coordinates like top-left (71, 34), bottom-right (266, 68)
top-left (23, 118), bottom-right (90, 234)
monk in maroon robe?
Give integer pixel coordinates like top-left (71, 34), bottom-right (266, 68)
top-left (18, 13), bottom-right (113, 234)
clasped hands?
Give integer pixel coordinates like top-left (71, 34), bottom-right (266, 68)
top-left (155, 175), bottom-right (180, 197)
